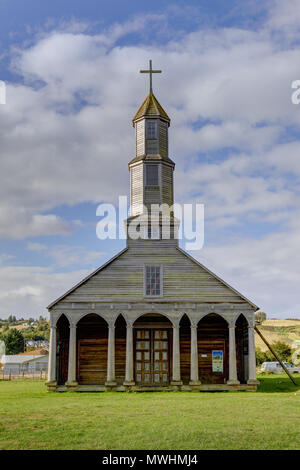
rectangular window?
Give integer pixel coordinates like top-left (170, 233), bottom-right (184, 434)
top-left (144, 266), bottom-right (162, 296)
top-left (145, 225), bottom-right (161, 239)
top-left (146, 120), bottom-right (157, 139)
top-left (146, 164), bottom-right (159, 186)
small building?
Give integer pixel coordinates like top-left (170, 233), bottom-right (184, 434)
top-left (46, 62), bottom-right (259, 392)
top-left (1, 353), bottom-right (48, 375)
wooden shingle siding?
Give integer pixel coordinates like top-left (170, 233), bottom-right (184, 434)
top-left (55, 242), bottom-right (245, 305)
top-left (130, 163), bottom-right (143, 216)
top-left (161, 164), bottom-right (173, 207)
top-left (136, 120), bottom-right (145, 157)
top-left (159, 120), bottom-right (168, 157)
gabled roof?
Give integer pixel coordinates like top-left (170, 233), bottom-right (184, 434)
top-left (176, 247), bottom-right (259, 310)
top-left (133, 92), bottom-right (170, 124)
top-left (47, 248), bottom-right (128, 309)
top-left (1, 354), bottom-right (47, 364)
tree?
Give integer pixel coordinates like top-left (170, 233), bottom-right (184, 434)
top-left (3, 328), bottom-right (24, 354)
top-left (272, 341), bottom-right (292, 362)
top-left (255, 311), bottom-right (267, 323)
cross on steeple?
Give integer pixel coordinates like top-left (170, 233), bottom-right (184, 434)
top-left (140, 59), bottom-right (162, 94)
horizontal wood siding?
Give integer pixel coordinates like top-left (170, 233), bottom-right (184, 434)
top-left (58, 243), bottom-right (245, 304)
top-left (77, 314), bottom-right (108, 384)
top-left (180, 316), bottom-right (191, 385)
top-left (115, 316), bottom-right (126, 384)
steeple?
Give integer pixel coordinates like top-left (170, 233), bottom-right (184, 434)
top-left (129, 60), bottom-right (175, 220)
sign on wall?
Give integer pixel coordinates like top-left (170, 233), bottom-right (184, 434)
top-left (212, 350), bottom-right (223, 373)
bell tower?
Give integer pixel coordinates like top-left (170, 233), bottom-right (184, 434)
top-left (129, 60), bottom-right (175, 218)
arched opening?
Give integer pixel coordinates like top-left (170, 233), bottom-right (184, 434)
top-left (133, 313), bottom-right (172, 386)
top-left (115, 314), bottom-right (127, 385)
top-left (197, 313), bottom-right (229, 384)
top-left (76, 314), bottom-right (108, 385)
top-left (179, 314), bottom-right (191, 385)
top-left (235, 314), bottom-right (249, 384)
top-left (56, 314), bottom-right (70, 385)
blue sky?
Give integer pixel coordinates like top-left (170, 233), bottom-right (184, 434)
top-left (0, 0), bottom-right (300, 318)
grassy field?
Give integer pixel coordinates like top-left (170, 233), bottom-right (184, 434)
top-left (0, 375), bottom-right (300, 450)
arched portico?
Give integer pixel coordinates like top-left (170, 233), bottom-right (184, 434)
top-left (197, 313), bottom-right (229, 384)
top-left (76, 313), bottom-right (108, 385)
top-left (56, 314), bottom-right (70, 385)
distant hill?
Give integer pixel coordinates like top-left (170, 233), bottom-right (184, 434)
top-left (255, 319), bottom-right (300, 351)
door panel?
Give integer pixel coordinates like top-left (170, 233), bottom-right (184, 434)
top-left (134, 329), bottom-right (170, 385)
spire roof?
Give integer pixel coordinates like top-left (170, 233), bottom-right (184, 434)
top-left (133, 92), bottom-right (170, 125)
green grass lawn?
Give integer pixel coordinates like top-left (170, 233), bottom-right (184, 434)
top-left (0, 375), bottom-right (299, 450)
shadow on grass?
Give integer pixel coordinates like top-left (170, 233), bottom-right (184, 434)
top-left (257, 374), bottom-right (300, 393)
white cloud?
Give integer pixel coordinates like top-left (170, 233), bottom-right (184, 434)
top-left (0, 266), bottom-right (89, 318)
top-left (198, 221), bottom-right (300, 317)
top-left (0, 3), bottom-right (300, 316)
top-left (26, 242), bottom-right (106, 267)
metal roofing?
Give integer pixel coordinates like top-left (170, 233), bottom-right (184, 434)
top-left (133, 92), bottom-right (170, 123)
top-left (1, 354), bottom-right (47, 364)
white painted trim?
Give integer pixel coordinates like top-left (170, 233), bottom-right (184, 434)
top-left (143, 264), bottom-right (164, 298)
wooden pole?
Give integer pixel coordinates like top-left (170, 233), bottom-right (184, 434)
top-left (254, 326), bottom-right (296, 386)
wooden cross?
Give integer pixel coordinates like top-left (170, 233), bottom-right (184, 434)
top-left (140, 59), bottom-right (162, 94)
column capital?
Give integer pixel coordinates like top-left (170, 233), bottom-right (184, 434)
top-left (50, 324), bottom-right (57, 329)
top-left (69, 323), bottom-right (77, 329)
top-left (190, 324), bottom-right (198, 329)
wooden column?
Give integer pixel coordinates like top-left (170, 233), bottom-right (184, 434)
top-left (189, 324), bottom-right (201, 385)
top-left (124, 323), bottom-right (135, 385)
top-left (66, 324), bottom-right (78, 388)
top-left (171, 325), bottom-right (182, 385)
top-left (247, 326), bottom-right (258, 384)
top-left (227, 325), bottom-right (240, 385)
top-left (106, 324), bottom-right (116, 386)
top-left (47, 325), bottom-right (57, 385)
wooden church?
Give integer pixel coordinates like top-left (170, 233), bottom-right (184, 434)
top-left (46, 61), bottom-right (259, 392)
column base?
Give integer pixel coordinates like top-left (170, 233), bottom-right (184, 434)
top-left (105, 381), bottom-right (117, 387)
top-left (247, 379), bottom-right (259, 385)
top-left (227, 379), bottom-right (240, 385)
top-left (66, 381), bottom-right (78, 390)
top-left (170, 380), bottom-right (183, 386)
top-left (123, 381), bottom-right (135, 386)
top-left (46, 380), bottom-right (57, 391)
top-left (189, 380), bottom-right (201, 386)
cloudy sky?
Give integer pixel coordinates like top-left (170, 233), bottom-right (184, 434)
top-left (0, 0), bottom-right (300, 319)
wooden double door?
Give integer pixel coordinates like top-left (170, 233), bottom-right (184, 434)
top-left (134, 329), bottom-right (171, 386)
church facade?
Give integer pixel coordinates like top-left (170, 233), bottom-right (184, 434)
top-left (46, 64), bottom-right (259, 392)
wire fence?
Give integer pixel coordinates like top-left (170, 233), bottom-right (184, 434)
top-left (0, 370), bottom-right (47, 380)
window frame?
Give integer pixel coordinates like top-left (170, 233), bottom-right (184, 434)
top-left (146, 119), bottom-right (158, 139)
top-left (145, 163), bottom-right (159, 186)
top-left (143, 265), bottom-right (163, 297)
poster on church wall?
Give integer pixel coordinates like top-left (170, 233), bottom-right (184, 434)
top-left (212, 350), bottom-right (223, 373)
